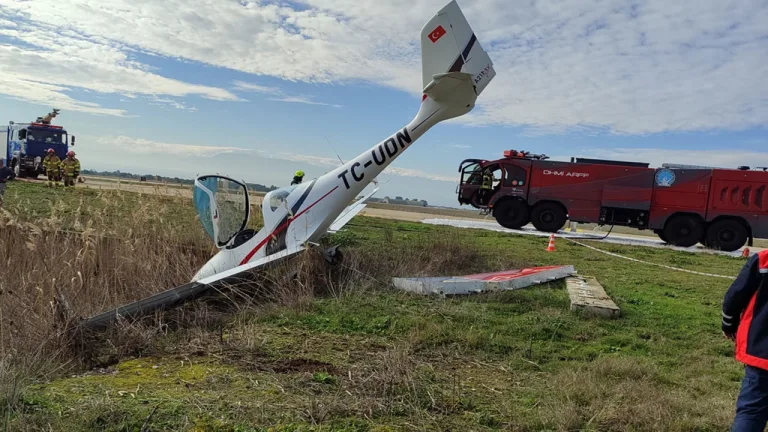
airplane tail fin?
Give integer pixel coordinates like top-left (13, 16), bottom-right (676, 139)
top-left (418, 1), bottom-right (496, 120)
top-left (421, 1), bottom-right (496, 96)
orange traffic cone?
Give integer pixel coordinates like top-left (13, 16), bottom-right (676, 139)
top-left (546, 234), bottom-right (556, 252)
top-left (742, 247), bottom-right (750, 258)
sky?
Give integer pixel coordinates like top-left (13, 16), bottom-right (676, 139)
top-left (0, 0), bottom-right (766, 208)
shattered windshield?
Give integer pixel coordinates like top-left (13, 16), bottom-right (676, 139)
top-left (193, 175), bottom-right (249, 247)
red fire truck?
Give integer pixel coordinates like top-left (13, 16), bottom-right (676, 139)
top-left (456, 150), bottom-right (768, 252)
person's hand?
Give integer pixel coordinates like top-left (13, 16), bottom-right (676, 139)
top-left (724, 331), bottom-right (736, 341)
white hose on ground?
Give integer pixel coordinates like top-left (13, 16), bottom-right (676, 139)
top-left (564, 237), bottom-right (736, 280)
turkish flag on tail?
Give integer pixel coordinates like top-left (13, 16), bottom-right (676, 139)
top-left (428, 25), bottom-right (446, 43)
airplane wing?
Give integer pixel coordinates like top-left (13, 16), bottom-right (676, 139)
top-left (197, 246), bottom-right (305, 284)
top-left (84, 246), bottom-right (305, 330)
top-left (327, 184), bottom-right (379, 234)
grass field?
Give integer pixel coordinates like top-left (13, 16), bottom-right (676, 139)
top-left (0, 181), bottom-right (751, 431)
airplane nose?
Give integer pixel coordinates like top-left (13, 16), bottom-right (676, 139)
top-left (191, 258), bottom-right (221, 282)
top-left (191, 264), bottom-right (214, 282)
top-left (191, 249), bottom-right (238, 282)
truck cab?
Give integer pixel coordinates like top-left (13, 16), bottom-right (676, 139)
top-left (6, 110), bottom-right (73, 178)
top-left (458, 150), bottom-right (538, 208)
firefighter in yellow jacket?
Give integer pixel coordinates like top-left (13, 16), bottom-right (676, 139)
top-left (60, 151), bottom-right (80, 187)
top-left (43, 148), bottom-right (61, 187)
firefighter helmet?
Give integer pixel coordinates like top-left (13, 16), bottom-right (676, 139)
top-left (47, 148), bottom-right (54, 154)
top-left (67, 151), bottom-right (75, 157)
top-left (295, 170), bottom-right (304, 177)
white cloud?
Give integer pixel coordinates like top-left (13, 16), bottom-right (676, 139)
top-left (278, 153), bottom-right (339, 167)
top-left (455, 1), bottom-right (768, 134)
top-left (234, 80), bottom-right (341, 107)
top-left (0, 75), bottom-right (128, 117)
top-left (150, 97), bottom-right (198, 112)
top-left (0, 0), bottom-right (766, 133)
top-left (91, 136), bottom-right (253, 157)
top-left (232, 81), bottom-right (282, 95)
top-left (0, 11), bottom-right (240, 116)
top-left (269, 95), bottom-right (343, 108)
top-left (384, 167), bottom-right (455, 182)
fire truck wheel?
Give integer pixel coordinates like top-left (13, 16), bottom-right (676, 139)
top-left (663, 215), bottom-right (703, 248)
top-left (531, 202), bottom-right (567, 233)
top-left (654, 229), bottom-right (668, 243)
top-left (493, 199), bottom-right (529, 229)
top-left (705, 219), bottom-right (748, 252)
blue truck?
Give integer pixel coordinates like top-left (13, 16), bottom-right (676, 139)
top-left (5, 109), bottom-right (74, 179)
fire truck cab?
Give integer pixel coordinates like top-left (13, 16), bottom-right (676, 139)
top-left (457, 150), bottom-right (768, 252)
top-left (5, 109), bottom-right (73, 179)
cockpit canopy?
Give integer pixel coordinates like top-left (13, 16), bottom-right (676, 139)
top-left (265, 184), bottom-right (297, 212)
top-left (193, 175), bottom-right (250, 248)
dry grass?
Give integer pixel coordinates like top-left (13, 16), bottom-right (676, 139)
top-left (0, 188), bottom-right (215, 420)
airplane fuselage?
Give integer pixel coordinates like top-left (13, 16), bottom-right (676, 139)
top-left (191, 97), bottom-right (451, 281)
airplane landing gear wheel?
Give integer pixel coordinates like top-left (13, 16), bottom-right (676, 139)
top-left (324, 245), bottom-right (344, 266)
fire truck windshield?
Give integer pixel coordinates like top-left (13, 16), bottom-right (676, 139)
top-left (463, 162), bottom-right (480, 173)
top-left (460, 162), bottom-right (483, 185)
top-left (27, 129), bottom-right (67, 145)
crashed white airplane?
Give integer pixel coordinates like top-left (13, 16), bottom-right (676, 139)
top-left (84, 0), bottom-right (496, 329)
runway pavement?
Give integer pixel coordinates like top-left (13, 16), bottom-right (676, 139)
top-left (421, 218), bottom-right (763, 258)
